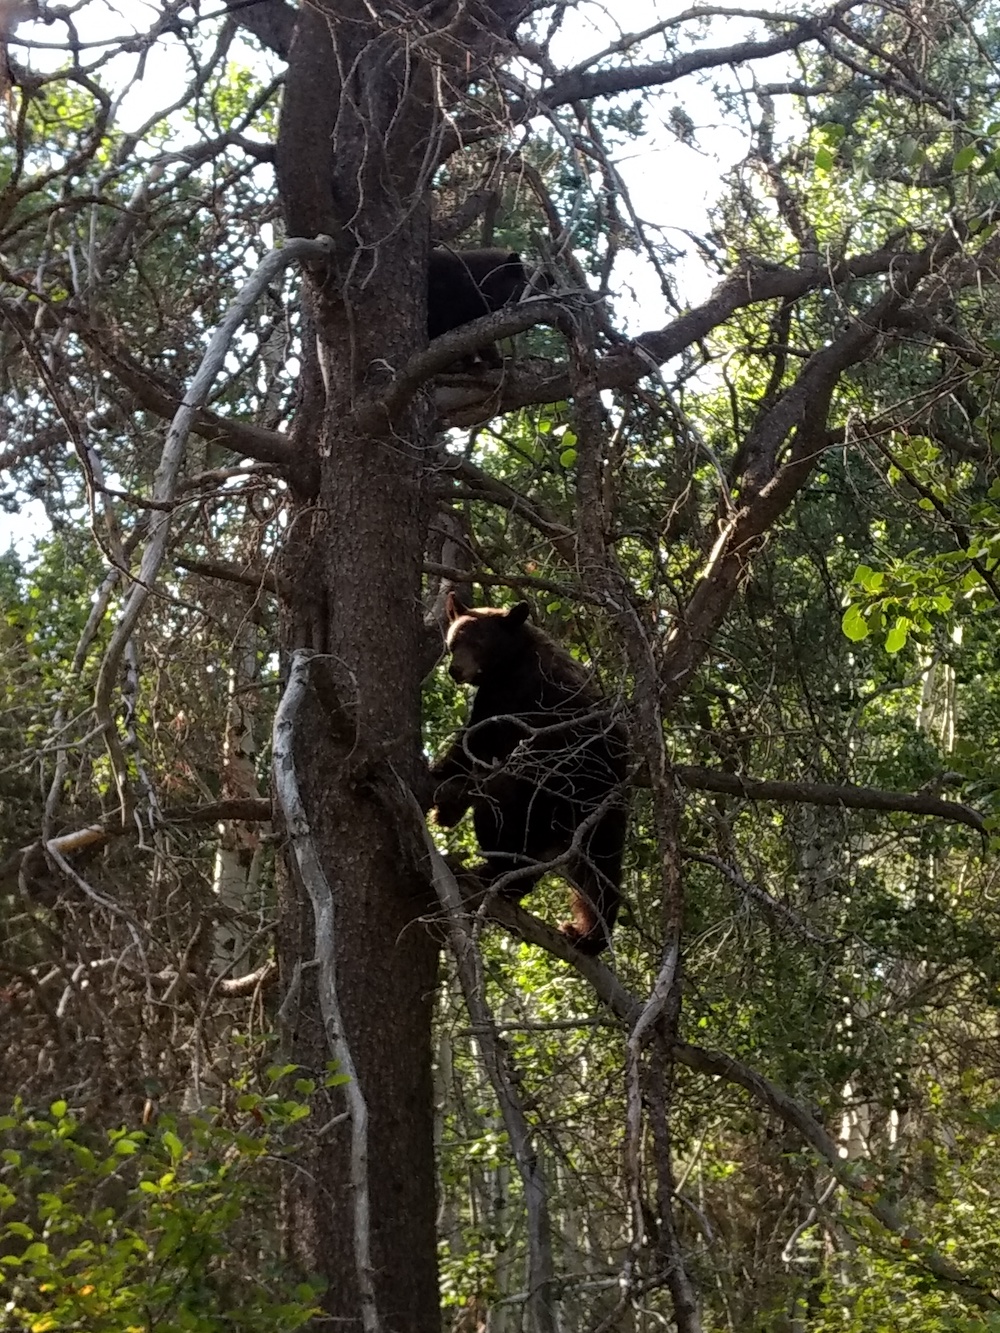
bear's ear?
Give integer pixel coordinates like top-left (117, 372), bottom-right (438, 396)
top-left (445, 591), bottom-right (471, 622)
top-left (506, 601), bottom-right (530, 627)
top-left (507, 251), bottom-right (521, 263)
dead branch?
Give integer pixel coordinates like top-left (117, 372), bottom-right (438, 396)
top-left (271, 649), bottom-right (380, 1333)
top-left (177, 555), bottom-right (283, 596)
top-left (92, 234), bottom-right (335, 823)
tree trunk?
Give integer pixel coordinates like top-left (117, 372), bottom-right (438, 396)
top-left (275, 331), bottom-right (441, 1331)
top-left (271, 0), bottom-right (554, 1321)
top-left (274, 5), bottom-right (443, 1327)
top-left (273, 249), bottom-right (442, 1327)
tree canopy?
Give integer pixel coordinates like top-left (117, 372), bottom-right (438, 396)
top-left (3, 2), bottom-right (1000, 1331)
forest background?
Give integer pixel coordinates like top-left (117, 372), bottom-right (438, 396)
top-left (2, 1), bottom-right (1000, 1331)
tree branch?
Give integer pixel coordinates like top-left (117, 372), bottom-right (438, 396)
top-left (435, 245), bottom-right (923, 427)
top-left (673, 766), bottom-right (986, 835)
top-left (538, 1), bottom-right (864, 107)
top-left (659, 226), bottom-right (964, 703)
top-left (177, 555), bottom-right (283, 597)
top-left (272, 650), bottom-right (381, 1333)
top-left (83, 327), bottom-right (297, 468)
top-left (416, 822), bottom-right (559, 1333)
top-left (93, 234), bottom-right (335, 821)
top-left (477, 897), bottom-right (1000, 1312)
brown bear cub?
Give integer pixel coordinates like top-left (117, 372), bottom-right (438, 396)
top-left (429, 593), bottom-right (628, 954)
top-left (427, 248), bottom-right (531, 368)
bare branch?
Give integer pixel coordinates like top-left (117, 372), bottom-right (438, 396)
top-left (271, 650), bottom-right (380, 1333)
top-left (176, 555), bottom-right (283, 597)
top-left (673, 766), bottom-right (986, 835)
top-left (477, 899), bottom-right (1000, 1313)
top-left (93, 234), bottom-right (335, 820)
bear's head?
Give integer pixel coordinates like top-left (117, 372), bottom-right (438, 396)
top-left (444, 592), bottom-right (531, 685)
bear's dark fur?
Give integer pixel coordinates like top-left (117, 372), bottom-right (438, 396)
top-left (429, 593), bottom-right (628, 954)
top-left (427, 248), bottom-right (530, 368)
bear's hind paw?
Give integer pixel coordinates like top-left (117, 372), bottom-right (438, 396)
top-left (558, 920), bottom-right (610, 956)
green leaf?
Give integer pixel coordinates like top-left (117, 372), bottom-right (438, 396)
top-left (559, 448), bottom-right (577, 468)
top-left (851, 563), bottom-right (886, 591)
top-left (161, 1130), bottom-right (183, 1162)
top-left (885, 617), bottom-right (909, 653)
top-left (842, 604), bottom-right (869, 642)
top-left (953, 143), bottom-right (978, 172)
top-left (815, 145), bottom-right (834, 171)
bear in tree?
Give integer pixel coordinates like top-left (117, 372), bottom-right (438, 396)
top-left (427, 248), bottom-right (531, 368)
top-left (429, 593), bottom-right (628, 954)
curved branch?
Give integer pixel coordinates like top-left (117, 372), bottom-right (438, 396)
top-left (435, 244), bottom-right (920, 427)
top-left (93, 234), bottom-right (335, 819)
top-left (539, 2), bottom-right (864, 107)
top-left (362, 297), bottom-right (567, 431)
top-left (272, 650), bottom-right (380, 1333)
top-left (659, 227), bottom-right (964, 704)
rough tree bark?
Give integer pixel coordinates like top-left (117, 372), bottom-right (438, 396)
top-left (271, 3), bottom-right (525, 1327)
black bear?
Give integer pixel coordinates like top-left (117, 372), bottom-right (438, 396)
top-left (429, 593), bottom-right (628, 954)
top-left (427, 248), bottom-right (530, 368)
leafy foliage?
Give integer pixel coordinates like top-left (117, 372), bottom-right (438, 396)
top-left (0, 1075), bottom-right (325, 1332)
